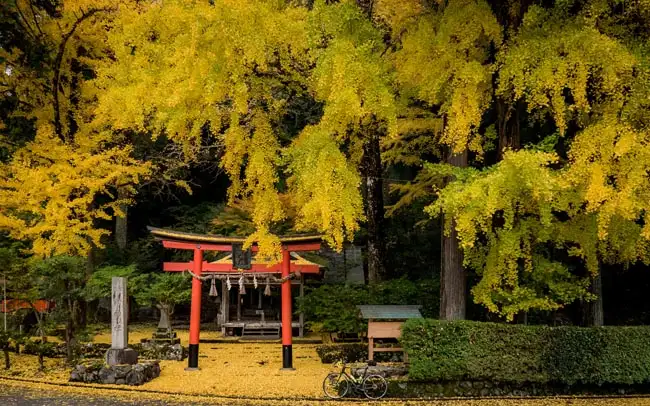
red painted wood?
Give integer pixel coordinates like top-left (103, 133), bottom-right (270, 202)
top-left (0, 299), bottom-right (53, 313)
top-left (162, 240), bottom-right (234, 251)
top-left (161, 239), bottom-right (318, 252)
top-left (283, 242), bottom-right (321, 252)
top-left (189, 249), bottom-right (203, 346)
top-left (281, 247), bottom-right (292, 346)
top-left (162, 262), bottom-right (192, 272)
top-left (162, 262), bottom-right (321, 274)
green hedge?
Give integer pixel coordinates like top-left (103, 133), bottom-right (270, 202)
top-left (401, 319), bottom-right (650, 386)
top-left (316, 344), bottom-right (368, 363)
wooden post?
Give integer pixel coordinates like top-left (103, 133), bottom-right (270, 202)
top-left (281, 247), bottom-right (294, 370)
top-left (237, 290), bottom-right (241, 321)
top-left (258, 288), bottom-right (262, 310)
top-left (187, 248), bottom-right (202, 370)
top-left (221, 280), bottom-right (228, 335)
top-left (299, 275), bottom-right (304, 338)
top-left (368, 318), bottom-right (374, 361)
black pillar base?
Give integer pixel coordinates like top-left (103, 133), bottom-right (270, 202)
top-left (186, 343), bottom-right (199, 370)
top-left (281, 344), bottom-right (294, 370)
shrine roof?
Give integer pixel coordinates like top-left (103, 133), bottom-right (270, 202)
top-left (147, 226), bottom-right (322, 244)
top-left (357, 305), bottom-right (423, 320)
top-left (212, 252), bottom-right (321, 267)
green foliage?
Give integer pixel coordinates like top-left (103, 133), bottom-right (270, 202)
top-left (133, 272), bottom-right (191, 309)
top-left (0, 330), bottom-right (11, 351)
top-left (30, 256), bottom-right (86, 313)
top-left (300, 278), bottom-right (436, 333)
top-left (299, 284), bottom-right (369, 334)
top-left (401, 319), bottom-right (650, 385)
top-left (84, 264), bottom-right (139, 301)
top-left (23, 339), bottom-right (57, 358)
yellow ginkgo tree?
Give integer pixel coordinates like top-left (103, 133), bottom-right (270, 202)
top-left (0, 0), bottom-right (149, 257)
top-left (92, 0), bottom-right (388, 263)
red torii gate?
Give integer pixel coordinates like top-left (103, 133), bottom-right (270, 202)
top-left (148, 227), bottom-right (321, 370)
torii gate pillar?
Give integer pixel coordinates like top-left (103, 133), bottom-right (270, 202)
top-left (186, 247), bottom-right (203, 370)
top-left (281, 246), bottom-right (294, 370)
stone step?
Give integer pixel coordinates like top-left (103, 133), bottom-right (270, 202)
top-left (241, 325), bottom-right (280, 340)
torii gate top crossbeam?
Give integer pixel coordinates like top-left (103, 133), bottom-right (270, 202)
top-left (148, 226), bottom-right (322, 251)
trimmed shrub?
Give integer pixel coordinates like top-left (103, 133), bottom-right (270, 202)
top-left (401, 319), bottom-right (650, 386)
top-left (23, 340), bottom-right (60, 358)
top-left (316, 344), bottom-right (368, 363)
top-left (300, 278), bottom-right (436, 334)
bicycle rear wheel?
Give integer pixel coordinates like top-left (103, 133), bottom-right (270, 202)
top-left (362, 374), bottom-right (388, 399)
top-left (323, 373), bottom-right (350, 399)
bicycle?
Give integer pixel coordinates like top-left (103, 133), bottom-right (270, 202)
top-left (322, 360), bottom-right (388, 400)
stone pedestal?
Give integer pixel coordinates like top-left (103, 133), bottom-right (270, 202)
top-left (149, 328), bottom-right (181, 345)
top-left (106, 348), bottom-right (139, 366)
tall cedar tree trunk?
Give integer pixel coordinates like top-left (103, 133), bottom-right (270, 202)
top-left (440, 150), bottom-right (468, 320)
top-left (115, 185), bottom-right (129, 251)
top-left (361, 129), bottom-right (387, 284)
top-left (583, 271), bottom-right (604, 326)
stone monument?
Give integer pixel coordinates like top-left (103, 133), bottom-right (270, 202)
top-left (147, 303), bottom-right (180, 345)
top-left (105, 277), bottom-right (138, 366)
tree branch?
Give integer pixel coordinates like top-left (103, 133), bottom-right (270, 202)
top-left (13, 0), bottom-right (37, 39)
top-left (53, 7), bottom-right (110, 142)
top-left (27, 1), bottom-right (44, 37)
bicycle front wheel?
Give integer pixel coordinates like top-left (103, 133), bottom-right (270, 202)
top-left (362, 374), bottom-right (388, 399)
top-left (323, 373), bottom-right (350, 399)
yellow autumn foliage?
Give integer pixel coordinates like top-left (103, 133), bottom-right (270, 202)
top-left (497, 5), bottom-right (636, 134)
top-left (0, 1), bottom-right (149, 257)
top-left (0, 126), bottom-right (148, 257)
top-left (91, 0), bottom-right (392, 256)
top-left (391, 0), bottom-right (502, 154)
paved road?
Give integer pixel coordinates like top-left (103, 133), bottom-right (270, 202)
top-left (0, 384), bottom-right (210, 406)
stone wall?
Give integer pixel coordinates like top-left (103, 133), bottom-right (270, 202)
top-left (133, 342), bottom-right (186, 361)
top-left (386, 380), bottom-right (650, 398)
top-left (70, 361), bottom-right (160, 386)
top-left (24, 342), bottom-right (186, 362)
